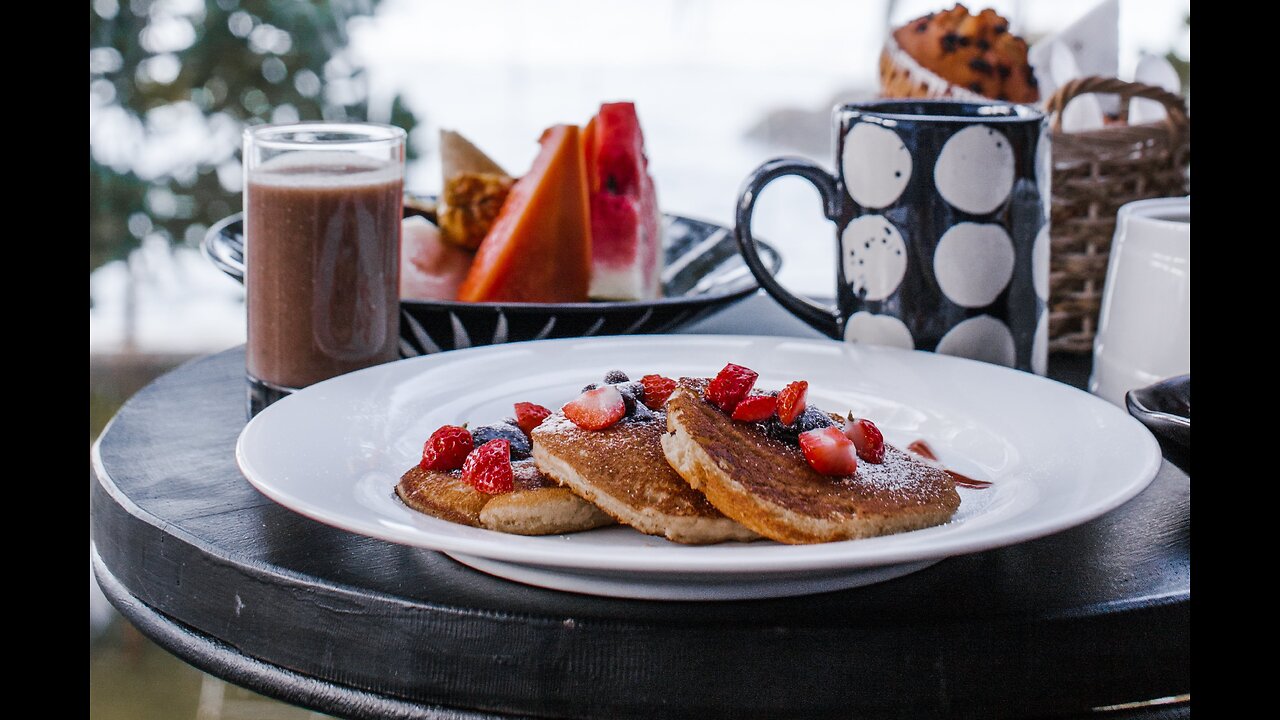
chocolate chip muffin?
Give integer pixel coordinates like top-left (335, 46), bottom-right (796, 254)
top-left (881, 4), bottom-right (1039, 104)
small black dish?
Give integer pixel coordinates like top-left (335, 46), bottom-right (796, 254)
top-left (1126, 375), bottom-right (1190, 474)
top-left (204, 201), bottom-right (780, 356)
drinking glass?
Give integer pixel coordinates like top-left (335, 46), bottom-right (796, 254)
top-left (243, 123), bottom-right (406, 416)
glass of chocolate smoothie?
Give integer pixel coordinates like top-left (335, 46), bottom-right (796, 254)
top-left (243, 123), bottom-right (406, 416)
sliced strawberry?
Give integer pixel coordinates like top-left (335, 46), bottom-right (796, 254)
top-left (705, 363), bottom-right (758, 413)
top-left (843, 415), bottom-right (886, 463)
top-left (639, 374), bottom-right (677, 409)
top-left (776, 380), bottom-right (808, 426)
top-left (460, 438), bottom-right (514, 493)
top-left (798, 427), bottom-right (859, 476)
top-left (563, 385), bottom-right (626, 430)
top-left (730, 394), bottom-right (777, 422)
top-left (420, 425), bottom-right (474, 471)
top-left (513, 402), bottom-right (552, 436)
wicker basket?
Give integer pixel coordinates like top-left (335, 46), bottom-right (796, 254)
top-left (1045, 76), bottom-right (1190, 353)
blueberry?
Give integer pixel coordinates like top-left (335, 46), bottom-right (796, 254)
top-left (582, 383), bottom-right (599, 393)
top-left (624, 400), bottom-right (656, 423)
top-left (763, 418), bottom-right (800, 443)
top-left (610, 381), bottom-right (641, 413)
top-left (795, 407), bottom-right (835, 433)
top-left (614, 381), bottom-right (644, 401)
top-left (763, 407), bottom-right (833, 443)
top-left (603, 370), bottom-right (630, 384)
top-left (470, 423), bottom-right (531, 460)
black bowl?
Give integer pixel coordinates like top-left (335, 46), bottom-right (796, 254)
top-left (204, 205), bottom-right (779, 356)
top-left (1126, 375), bottom-right (1190, 474)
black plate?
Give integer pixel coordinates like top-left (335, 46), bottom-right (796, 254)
top-left (1126, 375), bottom-right (1190, 473)
top-left (204, 205), bottom-right (779, 356)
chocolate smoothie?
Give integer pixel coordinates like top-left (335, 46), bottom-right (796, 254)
top-left (246, 152), bottom-right (402, 391)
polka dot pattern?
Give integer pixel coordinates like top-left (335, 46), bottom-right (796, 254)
top-left (933, 223), bottom-right (1015, 308)
top-left (936, 315), bottom-right (1017, 367)
top-left (842, 215), bottom-right (907, 302)
top-left (1032, 224), bottom-right (1050, 302)
top-left (842, 123), bottom-right (912, 209)
top-left (844, 312), bottom-right (914, 350)
top-left (934, 126), bottom-right (1015, 214)
top-left (831, 111), bottom-right (1048, 371)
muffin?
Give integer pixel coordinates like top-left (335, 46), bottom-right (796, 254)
top-left (880, 5), bottom-right (1039, 103)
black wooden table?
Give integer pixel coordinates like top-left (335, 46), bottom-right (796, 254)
top-left (90, 295), bottom-right (1190, 719)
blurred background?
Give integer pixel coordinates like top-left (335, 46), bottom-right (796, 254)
top-left (89, 1), bottom-right (1188, 716)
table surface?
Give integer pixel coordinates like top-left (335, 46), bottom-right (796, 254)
top-left (91, 295), bottom-right (1190, 720)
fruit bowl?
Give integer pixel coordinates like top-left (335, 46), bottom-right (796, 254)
top-left (203, 204), bottom-right (779, 356)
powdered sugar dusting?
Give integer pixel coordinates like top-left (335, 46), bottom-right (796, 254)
top-left (847, 445), bottom-right (948, 497)
top-left (669, 377), bottom-right (958, 520)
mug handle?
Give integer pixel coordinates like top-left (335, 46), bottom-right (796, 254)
top-left (735, 157), bottom-right (843, 338)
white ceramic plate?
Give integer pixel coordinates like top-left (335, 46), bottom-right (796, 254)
top-left (237, 335), bottom-right (1161, 600)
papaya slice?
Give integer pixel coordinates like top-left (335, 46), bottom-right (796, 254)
top-left (457, 125), bottom-right (592, 303)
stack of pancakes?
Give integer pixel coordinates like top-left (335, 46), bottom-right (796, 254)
top-left (397, 377), bottom-right (960, 545)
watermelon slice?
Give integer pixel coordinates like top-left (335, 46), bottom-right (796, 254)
top-left (583, 102), bottom-right (663, 300)
top-left (456, 125), bottom-right (592, 303)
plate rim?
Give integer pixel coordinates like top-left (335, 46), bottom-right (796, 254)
top-left (236, 335), bottom-right (1162, 574)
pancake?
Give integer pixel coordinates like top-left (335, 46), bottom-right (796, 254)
top-left (661, 379), bottom-right (960, 544)
top-left (396, 458), bottom-right (612, 535)
top-left (531, 410), bottom-right (758, 545)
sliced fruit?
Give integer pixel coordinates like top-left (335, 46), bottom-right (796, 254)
top-left (457, 125), bottom-right (592, 302)
top-left (420, 425), bottom-right (474, 472)
top-left (400, 216), bottom-right (474, 301)
top-left (705, 363), bottom-right (758, 413)
top-left (798, 427), bottom-right (859, 476)
top-left (731, 394), bottom-right (778, 422)
top-left (776, 381), bottom-right (809, 426)
top-left (461, 439), bottom-right (514, 494)
top-left (639, 374), bottom-right (677, 409)
top-left (439, 172), bottom-right (515, 251)
top-left (438, 129), bottom-right (514, 250)
top-left (441, 128), bottom-right (508, 178)
top-left (513, 402), bottom-right (552, 436)
top-left (563, 385), bottom-right (627, 430)
top-left (843, 416), bottom-right (886, 464)
top-left (583, 102), bottom-right (662, 300)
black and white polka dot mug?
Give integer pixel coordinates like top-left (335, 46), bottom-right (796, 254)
top-left (735, 100), bottom-right (1050, 373)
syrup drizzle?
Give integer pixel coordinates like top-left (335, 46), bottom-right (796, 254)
top-left (906, 440), bottom-right (992, 489)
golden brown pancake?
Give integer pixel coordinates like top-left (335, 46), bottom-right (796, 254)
top-left (531, 410), bottom-right (758, 545)
top-left (396, 458), bottom-right (612, 535)
top-left (661, 379), bottom-right (960, 544)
